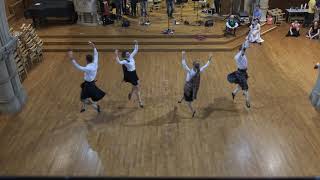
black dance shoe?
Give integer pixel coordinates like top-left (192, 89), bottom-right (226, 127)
top-left (128, 93), bottom-right (132, 100)
top-left (232, 93), bottom-right (235, 100)
top-left (192, 111), bottom-right (196, 118)
top-left (80, 108), bottom-right (85, 113)
top-left (97, 105), bottom-right (101, 113)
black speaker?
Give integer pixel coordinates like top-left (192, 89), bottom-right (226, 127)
top-left (122, 19), bottom-right (130, 27)
top-left (102, 16), bottom-right (114, 26)
top-left (205, 20), bottom-right (214, 27)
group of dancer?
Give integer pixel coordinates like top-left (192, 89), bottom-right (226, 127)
top-left (67, 38), bottom-right (252, 117)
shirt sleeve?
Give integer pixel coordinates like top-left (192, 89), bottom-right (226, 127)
top-left (130, 44), bottom-right (139, 58)
top-left (72, 59), bottom-right (91, 72)
top-left (234, 22), bottom-right (239, 28)
top-left (182, 58), bottom-right (190, 72)
top-left (115, 57), bottom-right (127, 65)
top-left (200, 61), bottom-right (210, 72)
top-left (93, 48), bottom-right (98, 65)
top-left (226, 21), bottom-right (232, 28)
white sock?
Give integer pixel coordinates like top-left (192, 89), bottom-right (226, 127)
top-left (233, 86), bottom-right (240, 95)
top-left (91, 101), bottom-right (98, 110)
top-left (81, 99), bottom-right (90, 110)
top-left (244, 90), bottom-right (250, 102)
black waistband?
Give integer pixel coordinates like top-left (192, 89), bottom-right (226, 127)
top-left (238, 68), bottom-right (247, 72)
top-left (84, 80), bottom-right (97, 83)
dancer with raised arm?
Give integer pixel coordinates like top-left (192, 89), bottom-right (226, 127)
top-left (114, 40), bottom-right (144, 108)
top-left (178, 51), bottom-right (213, 118)
top-left (227, 45), bottom-right (250, 108)
top-left (310, 62), bottom-right (320, 111)
top-left (67, 41), bottom-right (106, 113)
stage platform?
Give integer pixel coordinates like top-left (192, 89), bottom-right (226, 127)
top-left (11, 2), bottom-right (277, 52)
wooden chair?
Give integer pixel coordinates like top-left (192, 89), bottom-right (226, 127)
top-left (14, 51), bottom-right (28, 81)
top-left (268, 8), bottom-right (285, 25)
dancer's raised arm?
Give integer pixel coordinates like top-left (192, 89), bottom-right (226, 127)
top-left (200, 53), bottom-right (213, 72)
top-left (68, 50), bottom-right (91, 73)
top-left (88, 41), bottom-right (98, 65)
top-left (181, 51), bottom-right (190, 71)
top-left (114, 49), bottom-right (126, 65)
top-left (130, 40), bottom-right (139, 58)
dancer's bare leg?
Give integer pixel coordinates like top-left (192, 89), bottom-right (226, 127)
top-left (134, 85), bottom-right (143, 107)
top-left (232, 85), bottom-right (241, 100)
top-left (187, 102), bottom-right (196, 118)
top-left (243, 90), bottom-right (250, 108)
top-left (80, 98), bottom-right (90, 113)
top-left (89, 99), bottom-right (101, 113)
top-left (178, 96), bottom-right (184, 103)
top-left (128, 86), bottom-right (134, 100)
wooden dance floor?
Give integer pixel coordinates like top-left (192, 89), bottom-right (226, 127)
top-left (1, 25), bottom-right (320, 176)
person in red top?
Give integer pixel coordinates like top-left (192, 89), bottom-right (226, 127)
top-left (286, 20), bottom-right (301, 37)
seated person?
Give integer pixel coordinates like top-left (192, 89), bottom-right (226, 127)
top-left (286, 20), bottom-right (301, 37)
top-left (225, 15), bottom-right (239, 36)
top-left (306, 20), bottom-right (320, 39)
top-left (248, 18), bottom-right (264, 44)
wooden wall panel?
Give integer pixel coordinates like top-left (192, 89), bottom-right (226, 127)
top-left (4, 0), bottom-right (33, 24)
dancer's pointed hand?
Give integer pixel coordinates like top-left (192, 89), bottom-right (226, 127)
top-left (115, 49), bottom-right (119, 55)
top-left (208, 53), bottom-right (213, 61)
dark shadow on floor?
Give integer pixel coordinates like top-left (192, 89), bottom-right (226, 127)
top-left (197, 97), bottom-right (240, 120)
top-left (122, 106), bottom-right (180, 127)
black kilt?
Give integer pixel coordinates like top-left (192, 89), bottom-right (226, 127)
top-left (80, 81), bottom-right (106, 102)
top-left (227, 69), bottom-right (249, 90)
top-left (184, 90), bottom-right (194, 102)
top-left (122, 65), bottom-right (139, 86)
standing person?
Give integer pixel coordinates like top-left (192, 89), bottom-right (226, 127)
top-left (304, 0), bottom-right (316, 27)
top-left (310, 63), bottom-right (320, 111)
top-left (214, 0), bottom-right (221, 14)
top-left (252, 4), bottom-right (262, 22)
top-left (248, 18), bottom-right (264, 44)
top-left (140, 0), bottom-right (148, 25)
top-left (166, 0), bottom-right (174, 18)
top-left (113, 0), bottom-right (122, 18)
top-left (67, 41), bottom-right (106, 113)
top-left (315, 0), bottom-right (320, 21)
top-left (114, 40), bottom-right (144, 108)
top-left (122, 0), bottom-right (127, 14)
top-left (178, 51), bottom-right (213, 118)
top-left (131, 0), bottom-right (138, 17)
top-left (227, 45), bottom-right (250, 108)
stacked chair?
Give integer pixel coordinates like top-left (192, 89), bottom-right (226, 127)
top-left (9, 24), bottom-right (43, 82)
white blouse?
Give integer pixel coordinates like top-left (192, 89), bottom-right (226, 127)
top-left (116, 44), bottom-right (138, 72)
top-left (72, 48), bottom-right (99, 82)
top-left (182, 58), bottom-right (210, 82)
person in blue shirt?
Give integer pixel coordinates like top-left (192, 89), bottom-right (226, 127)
top-left (253, 4), bottom-right (262, 21)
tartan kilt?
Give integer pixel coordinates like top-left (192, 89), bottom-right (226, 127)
top-left (227, 69), bottom-right (249, 90)
top-left (122, 65), bottom-right (139, 86)
top-left (183, 81), bottom-right (194, 102)
top-left (80, 81), bottom-right (106, 102)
